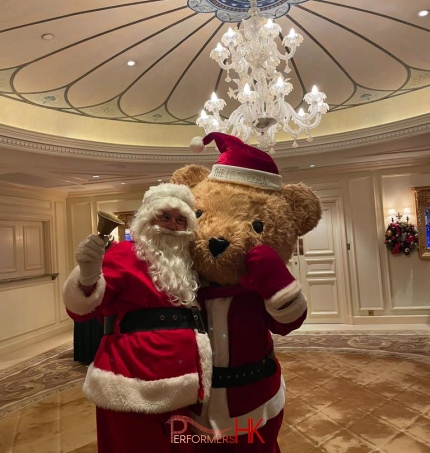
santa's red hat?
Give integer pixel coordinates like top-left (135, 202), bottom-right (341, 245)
top-left (191, 132), bottom-right (281, 191)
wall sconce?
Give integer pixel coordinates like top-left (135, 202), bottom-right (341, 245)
top-left (388, 207), bottom-right (412, 224)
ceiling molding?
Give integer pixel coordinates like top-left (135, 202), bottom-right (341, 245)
top-left (0, 113), bottom-right (430, 163)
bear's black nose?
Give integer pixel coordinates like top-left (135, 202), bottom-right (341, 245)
top-left (209, 238), bottom-right (230, 257)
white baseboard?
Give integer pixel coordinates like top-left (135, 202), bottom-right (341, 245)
top-left (0, 322), bottom-right (73, 356)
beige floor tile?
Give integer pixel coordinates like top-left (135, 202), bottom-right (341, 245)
top-left (372, 400), bottom-right (420, 429)
top-left (339, 387), bottom-right (387, 413)
top-left (298, 387), bottom-right (339, 410)
top-left (67, 441), bottom-right (97, 453)
top-left (59, 386), bottom-right (86, 404)
top-left (348, 414), bottom-right (398, 447)
top-left (294, 412), bottom-right (342, 444)
top-left (381, 432), bottom-right (430, 453)
top-left (318, 360), bottom-right (356, 376)
top-left (331, 354), bottom-right (375, 366)
top-left (363, 377), bottom-right (406, 398)
top-left (320, 398), bottom-right (367, 427)
top-left (59, 421), bottom-right (97, 453)
top-left (321, 429), bottom-right (376, 453)
top-left (359, 359), bottom-right (397, 376)
top-left (285, 375), bottom-right (318, 396)
top-left (283, 397), bottom-right (317, 425)
top-left (16, 394), bottom-right (59, 420)
top-left (338, 368), bottom-right (377, 386)
top-left (391, 387), bottom-right (430, 414)
top-left (59, 405), bottom-right (95, 433)
top-left (13, 418), bottom-right (59, 449)
top-left (0, 412), bottom-right (18, 453)
top-left (403, 415), bottom-right (430, 445)
top-left (277, 426), bottom-right (316, 453)
top-left (410, 377), bottom-right (430, 396)
top-left (393, 360), bottom-right (430, 377)
top-left (380, 369), bottom-right (421, 387)
top-left (319, 377), bottom-right (359, 398)
top-left (12, 434), bottom-right (60, 453)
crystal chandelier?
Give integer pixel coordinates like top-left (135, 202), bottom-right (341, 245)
top-left (196, 0), bottom-right (329, 153)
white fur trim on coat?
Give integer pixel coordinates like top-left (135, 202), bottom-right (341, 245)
top-left (265, 292), bottom-right (307, 323)
top-left (193, 378), bottom-right (285, 434)
top-left (265, 280), bottom-right (302, 310)
top-left (83, 364), bottom-right (201, 414)
top-left (196, 331), bottom-right (212, 403)
top-left (62, 266), bottom-right (106, 315)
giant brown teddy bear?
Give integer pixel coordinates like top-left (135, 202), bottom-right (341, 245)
top-left (171, 132), bottom-right (322, 453)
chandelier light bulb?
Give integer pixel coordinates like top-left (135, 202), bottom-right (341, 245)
top-left (200, 110), bottom-right (207, 118)
top-left (196, 4), bottom-right (328, 151)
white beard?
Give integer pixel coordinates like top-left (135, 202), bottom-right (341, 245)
top-left (133, 224), bottom-right (199, 307)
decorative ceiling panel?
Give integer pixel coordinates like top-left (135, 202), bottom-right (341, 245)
top-left (0, 0), bottom-right (428, 130)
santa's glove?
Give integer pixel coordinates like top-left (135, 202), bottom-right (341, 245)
top-left (239, 244), bottom-right (301, 309)
top-left (75, 234), bottom-right (105, 287)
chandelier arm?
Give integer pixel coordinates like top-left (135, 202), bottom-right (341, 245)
top-left (196, 4), bottom-right (328, 151)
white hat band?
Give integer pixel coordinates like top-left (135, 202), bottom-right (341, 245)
top-left (208, 164), bottom-right (282, 191)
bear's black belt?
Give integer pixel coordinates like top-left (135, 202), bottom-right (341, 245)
top-left (212, 349), bottom-right (277, 388)
top-left (104, 307), bottom-right (206, 335)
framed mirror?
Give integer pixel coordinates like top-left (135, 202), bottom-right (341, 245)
top-left (411, 186), bottom-right (430, 260)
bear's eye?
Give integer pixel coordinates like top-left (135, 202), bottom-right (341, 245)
top-left (195, 209), bottom-right (203, 219)
top-left (252, 221), bottom-right (264, 233)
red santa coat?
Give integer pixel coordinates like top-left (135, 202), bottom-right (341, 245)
top-left (193, 245), bottom-right (307, 433)
top-left (63, 240), bottom-right (212, 414)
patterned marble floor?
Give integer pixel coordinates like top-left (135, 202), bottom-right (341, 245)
top-left (0, 331), bottom-right (429, 453)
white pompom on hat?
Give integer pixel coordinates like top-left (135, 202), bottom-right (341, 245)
top-left (190, 136), bottom-right (205, 153)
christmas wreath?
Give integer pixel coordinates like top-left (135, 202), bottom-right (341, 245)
top-left (384, 219), bottom-right (419, 256)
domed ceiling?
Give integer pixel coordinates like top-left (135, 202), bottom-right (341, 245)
top-left (0, 0), bottom-right (429, 191)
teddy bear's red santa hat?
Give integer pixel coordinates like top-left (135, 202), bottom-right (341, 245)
top-left (190, 132), bottom-right (282, 191)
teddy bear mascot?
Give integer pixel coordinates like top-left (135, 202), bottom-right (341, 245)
top-left (62, 183), bottom-right (212, 453)
top-left (171, 133), bottom-right (322, 453)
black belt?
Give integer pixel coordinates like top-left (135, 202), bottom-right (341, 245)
top-left (212, 350), bottom-right (277, 388)
top-left (104, 307), bottom-right (206, 335)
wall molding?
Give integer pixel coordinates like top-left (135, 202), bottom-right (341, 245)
top-left (0, 113), bottom-right (430, 162)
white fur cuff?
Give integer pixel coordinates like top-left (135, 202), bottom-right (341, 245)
top-left (266, 280), bottom-right (302, 309)
top-left (265, 292), bottom-right (307, 323)
top-left (62, 266), bottom-right (106, 315)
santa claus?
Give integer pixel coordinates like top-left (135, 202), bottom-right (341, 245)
top-left (62, 183), bottom-right (212, 453)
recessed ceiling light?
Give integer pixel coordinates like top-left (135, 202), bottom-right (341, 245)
top-left (92, 175), bottom-right (100, 178)
top-left (310, 164), bottom-right (316, 168)
top-left (126, 60), bottom-right (136, 66)
top-left (120, 182), bottom-right (126, 185)
top-left (157, 179), bottom-right (163, 182)
top-left (418, 10), bottom-right (429, 17)
top-left (42, 33), bottom-right (54, 40)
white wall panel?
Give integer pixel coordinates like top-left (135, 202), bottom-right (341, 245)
top-left (0, 282), bottom-right (56, 341)
top-left (0, 225), bottom-right (17, 273)
top-left (348, 177), bottom-right (385, 312)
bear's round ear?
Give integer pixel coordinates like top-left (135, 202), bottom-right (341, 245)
top-left (281, 183), bottom-right (322, 236)
top-left (170, 165), bottom-right (210, 189)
